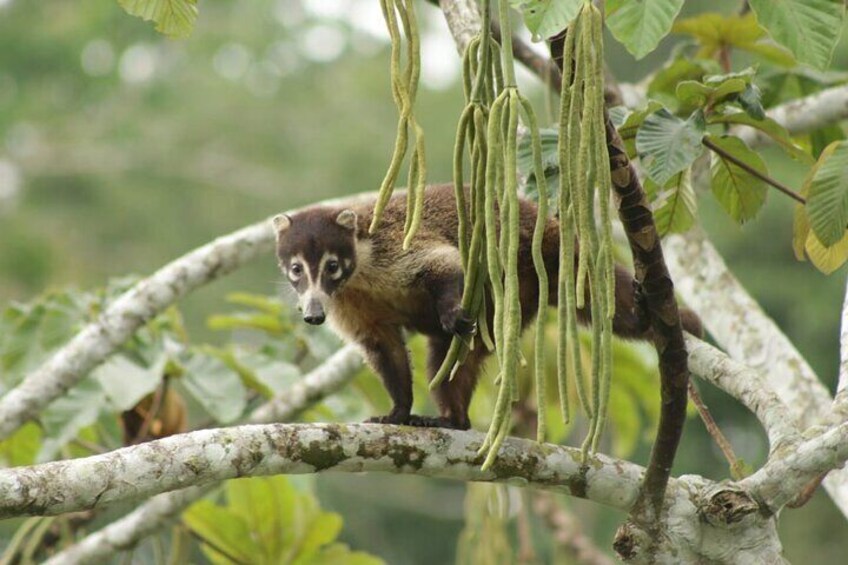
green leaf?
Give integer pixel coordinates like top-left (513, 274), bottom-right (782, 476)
top-left (672, 12), bottom-right (796, 66)
top-left (184, 500), bottom-right (260, 565)
top-left (226, 476), bottom-right (296, 560)
top-left (646, 170), bottom-right (697, 237)
top-left (707, 109), bottom-right (813, 164)
top-left (511, 1), bottom-right (583, 42)
top-left (636, 108), bottom-right (706, 186)
top-left (179, 351), bottom-right (247, 423)
top-left (92, 352), bottom-right (167, 411)
top-left (647, 57), bottom-right (720, 111)
top-left (708, 135), bottom-right (769, 223)
top-left (737, 84), bottom-right (765, 121)
top-left (805, 141), bottom-right (848, 247)
top-left (118, 0), bottom-right (199, 38)
top-left (615, 100), bottom-right (665, 156)
top-left (806, 230), bottom-right (848, 274)
top-left (748, 0), bottom-right (845, 70)
top-left (0, 422), bottom-right (42, 467)
top-left (38, 377), bottom-right (107, 462)
top-left (606, 0), bottom-right (685, 59)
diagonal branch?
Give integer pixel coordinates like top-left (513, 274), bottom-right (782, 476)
top-left (0, 193), bottom-right (375, 442)
top-left (42, 345), bottom-right (362, 565)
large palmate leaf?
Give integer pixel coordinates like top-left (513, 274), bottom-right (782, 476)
top-left (511, 0), bottom-right (583, 41)
top-left (748, 0), bottom-right (845, 70)
top-left (118, 0), bottom-right (199, 38)
top-left (708, 135), bottom-right (768, 223)
top-left (606, 0), bottom-right (685, 59)
top-left (646, 170), bottom-right (697, 237)
top-left (184, 476), bottom-right (383, 565)
top-left (636, 108), bottom-right (705, 186)
top-left (805, 141), bottom-right (848, 247)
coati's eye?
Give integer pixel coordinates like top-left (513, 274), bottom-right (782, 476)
top-left (290, 263), bottom-right (303, 280)
top-left (326, 260), bottom-right (340, 275)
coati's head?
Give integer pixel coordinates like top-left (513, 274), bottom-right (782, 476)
top-left (273, 207), bottom-right (359, 325)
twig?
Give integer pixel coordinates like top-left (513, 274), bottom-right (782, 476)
top-left (687, 380), bottom-right (745, 480)
top-left (702, 136), bottom-right (806, 204)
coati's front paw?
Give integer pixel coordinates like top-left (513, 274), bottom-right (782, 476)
top-left (365, 408), bottom-right (410, 425)
top-left (440, 307), bottom-right (477, 336)
top-left (408, 415), bottom-right (471, 430)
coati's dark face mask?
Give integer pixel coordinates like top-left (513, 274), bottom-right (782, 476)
top-left (273, 208), bottom-right (358, 325)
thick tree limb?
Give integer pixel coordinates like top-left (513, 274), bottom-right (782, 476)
top-left (43, 345), bottom-right (362, 565)
top-left (1, 421), bottom-right (801, 563)
top-left (0, 424), bottom-right (647, 519)
top-left (0, 193), bottom-right (373, 442)
top-left (664, 228), bottom-right (848, 518)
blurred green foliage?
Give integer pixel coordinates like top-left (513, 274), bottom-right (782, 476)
top-left (1, 0), bottom-right (848, 563)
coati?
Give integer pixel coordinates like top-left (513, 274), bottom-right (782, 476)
top-left (273, 184), bottom-right (701, 430)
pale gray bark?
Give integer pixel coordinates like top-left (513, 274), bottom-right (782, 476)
top-left (43, 345), bottom-right (362, 565)
top-left (665, 228), bottom-right (848, 519)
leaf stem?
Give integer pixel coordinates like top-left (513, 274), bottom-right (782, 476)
top-left (702, 136), bottom-right (806, 204)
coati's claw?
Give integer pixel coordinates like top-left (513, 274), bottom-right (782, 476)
top-left (441, 307), bottom-right (477, 336)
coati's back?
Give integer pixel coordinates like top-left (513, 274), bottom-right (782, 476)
top-left (273, 183), bottom-right (703, 430)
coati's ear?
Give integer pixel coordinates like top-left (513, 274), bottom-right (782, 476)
top-left (336, 210), bottom-right (357, 232)
top-left (272, 214), bottom-right (291, 233)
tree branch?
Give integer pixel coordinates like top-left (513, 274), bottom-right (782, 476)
top-left (0, 423), bottom-right (648, 519)
top-left (0, 193), bottom-right (374, 442)
top-left (743, 420), bottom-right (848, 514)
top-left (664, 227), bottom-right (848, 518)
top-left (685, 335), bottom-right (796, 447)
top-left (43, 345), bottom-right (362, 565)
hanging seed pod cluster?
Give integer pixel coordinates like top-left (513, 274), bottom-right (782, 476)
top-left (557, 2), bottom-right (615, 455)
top-left (371, 0), bottom-right (427, 248)
top-left (377, 0), bottom-right (615, 467)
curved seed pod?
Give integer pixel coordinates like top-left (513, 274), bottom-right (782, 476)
top-left (519, 95), bottom-right (550, 443)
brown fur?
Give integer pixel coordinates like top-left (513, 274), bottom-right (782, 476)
top-left (276, 184), bottom-right (702, 430)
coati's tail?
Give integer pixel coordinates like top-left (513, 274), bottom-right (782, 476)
top-left (538, 212), bottom-right (703, 339)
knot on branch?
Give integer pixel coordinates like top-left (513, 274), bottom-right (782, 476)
top-left (700, 485), bottom-right (760, 528)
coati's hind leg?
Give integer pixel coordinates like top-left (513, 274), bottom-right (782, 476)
top-left (361, 328), bottom-right (414, 425)
top-left (417, 334), bottom-right (488, 430)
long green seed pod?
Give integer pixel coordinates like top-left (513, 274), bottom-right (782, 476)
top-left (519, 95), bottom-right (550, 443)
top-left (556, 24), bottom-right (577, 424)
top-left (453, 106), bottom-right (475, 266)
top-left (371, 0), bottom-right (427, 238)
top-left (482, 93), bottom-right (521, 471)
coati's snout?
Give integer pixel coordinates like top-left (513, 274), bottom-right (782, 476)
top-left (272, 207), bottom-right (359, 324)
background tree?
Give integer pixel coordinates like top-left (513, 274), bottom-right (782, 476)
top-left (1, 0), bottom-right (848, 562)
